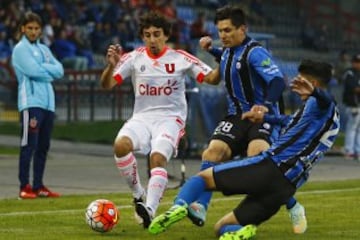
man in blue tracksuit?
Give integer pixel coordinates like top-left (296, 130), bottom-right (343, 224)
top-left (11, 11), bottom-right (64, 199)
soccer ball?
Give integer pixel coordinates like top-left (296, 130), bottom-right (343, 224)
top-left (85, 199), bottom-right (119, 233)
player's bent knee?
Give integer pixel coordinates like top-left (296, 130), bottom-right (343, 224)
top-left (247, 139), bottom-right (270, 156)
top-left (202, 143), bottom-right (231, 162)
top-left (114, 137), bottom-right (133, 157)
top-left (151, 139), bottom-right (174, 161)
top-left (149, 152), bottom-right (167, 168)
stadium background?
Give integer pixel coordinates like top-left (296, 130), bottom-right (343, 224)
top-left (0, 0), bottom-right (359, 152)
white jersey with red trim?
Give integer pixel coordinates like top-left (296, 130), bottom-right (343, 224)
top-left (113, 46), bottom-right (212, 121)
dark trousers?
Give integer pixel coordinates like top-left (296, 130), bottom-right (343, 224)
top-left (214, 156), bottom-right (296, 225)
top-left (18, 108), bottom-right (54, 190)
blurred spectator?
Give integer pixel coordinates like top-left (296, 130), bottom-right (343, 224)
top-left (153, 0), bottom-right (180, 46)
top-left (334, 50), bottom-right (351, 84)
top-left (2, 1), bottom-right (23, 48)
top-left (101, 0), bottom-right (123, 27)
top-left (90, 22), bottom-right (106, 54)
top-left (201, 0), bottom-right (227, 9)
top-left (190, 12), bottom-right (209, 39)
top-left (4, 1), bottom-right (24, 24)
top-left (301, 19), bottom-right (316, 49)
top-left (334, 50), bottom-right (352, 133)
top-left (42, 23), bottom-right (54, 47)
top-left (38, 0), bottom-right (60, 23)
top-left (154, 0), bottom-right (177, 20)
top-left (131, 0), bottom-right (152, 28)
top-left (51, 27), bottom-right (88, 71)
top-left (71, 25), bottom-right (96, 69)
top-left (27, 0), bottom-right (43, 13)
top-left (114, 17), bottom-right (136, 52)
top-left (249, 0), bottom-right (267, 25)
top-left (130, 0), bottom-right (153, 9)
top-left (73, 0), bottom-right (101, 25)
top-left (190, 11), bottom-right (209, 54)
top-left (342, 54), bottom-right (360, 161)
top-left (41, 16), bottom-right (62, 47)
top-left (314, 23), bottom-right (329, 52)
top-left (90, 21), bottom-right (114, 55)
top-left (327, 68), bottom-right (339, 103)
top-left (0, 27), bottom-right (12, 64)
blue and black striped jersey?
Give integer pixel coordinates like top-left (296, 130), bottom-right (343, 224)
top-left (265, 88), bottom-right (340, 188)
top-left (219, 37), bottom-right (284, 116)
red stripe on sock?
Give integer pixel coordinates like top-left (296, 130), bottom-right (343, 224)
top-left (151, 169), bottom-right (168, 178)
top-left (116, 154), bottom-right (135, 168)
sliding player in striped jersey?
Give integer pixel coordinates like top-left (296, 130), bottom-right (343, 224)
top-left (149, 59), bottom-right (340, 239)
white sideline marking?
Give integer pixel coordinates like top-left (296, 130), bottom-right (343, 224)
top-left (1, 187), bottom-right (359, 217)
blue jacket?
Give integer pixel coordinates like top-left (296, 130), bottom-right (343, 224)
top-left (11, 35), bottom-right (64, 112)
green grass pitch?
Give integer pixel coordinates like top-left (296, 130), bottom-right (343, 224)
top-left (0, 179), bottom-right (359, 240)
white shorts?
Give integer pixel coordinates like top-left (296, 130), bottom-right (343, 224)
top-left (116, 115), bottom-right (185, 160)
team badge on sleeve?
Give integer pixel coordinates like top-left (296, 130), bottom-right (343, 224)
top-left (29, 117), bottom-right (38, 129)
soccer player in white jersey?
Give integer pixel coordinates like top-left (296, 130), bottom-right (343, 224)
top-left (100, 11), bottom-right (220, 228)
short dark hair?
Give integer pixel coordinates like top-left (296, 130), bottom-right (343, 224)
top-left (20, 11), bottom-right (43, 27)
top-left (16, 11), bottom-right (42, 41)
top-left (138, 11), bottom-right (172, 37)
top-left (214, 5), bottom-right (246, 27)
top-left (298, 59), bottom-right (333, 85)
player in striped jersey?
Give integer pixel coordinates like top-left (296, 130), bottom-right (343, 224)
top-left (148, 59), bottom-right (340, 240)
top-left (100, 11), bottom-right (220, 229)
top-left (188, 5), bottom-right (305, 234)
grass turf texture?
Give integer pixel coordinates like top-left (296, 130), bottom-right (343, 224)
top-left (0, 146), bottom-right (18, 155)
top-left (0, 179), bottom-right (359, 240)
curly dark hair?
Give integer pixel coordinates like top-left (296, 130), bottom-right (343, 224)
top-left (138, 11), bottom-right (172, 37)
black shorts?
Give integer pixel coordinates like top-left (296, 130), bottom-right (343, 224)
top-left (210, 114), bottom-right (273, 157)
top-left (213, 156), bottom-right (296, 225)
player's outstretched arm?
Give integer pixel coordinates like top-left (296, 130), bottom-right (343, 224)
top-left (100, 65), bottom-right (116, 89)
top-left (100, 44), bottom-right (121, 89)
top-left (203, 66), bottom-right (221, 85)
top-left (199, 36), bottom-right (222, 62)
top-left (290, 75), bottom-right (314, 98)
top-left (199, 36), bottom-right (213, 51)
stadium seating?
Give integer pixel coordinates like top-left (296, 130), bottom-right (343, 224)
top-left (177, 6), bottom-right (196, 25)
